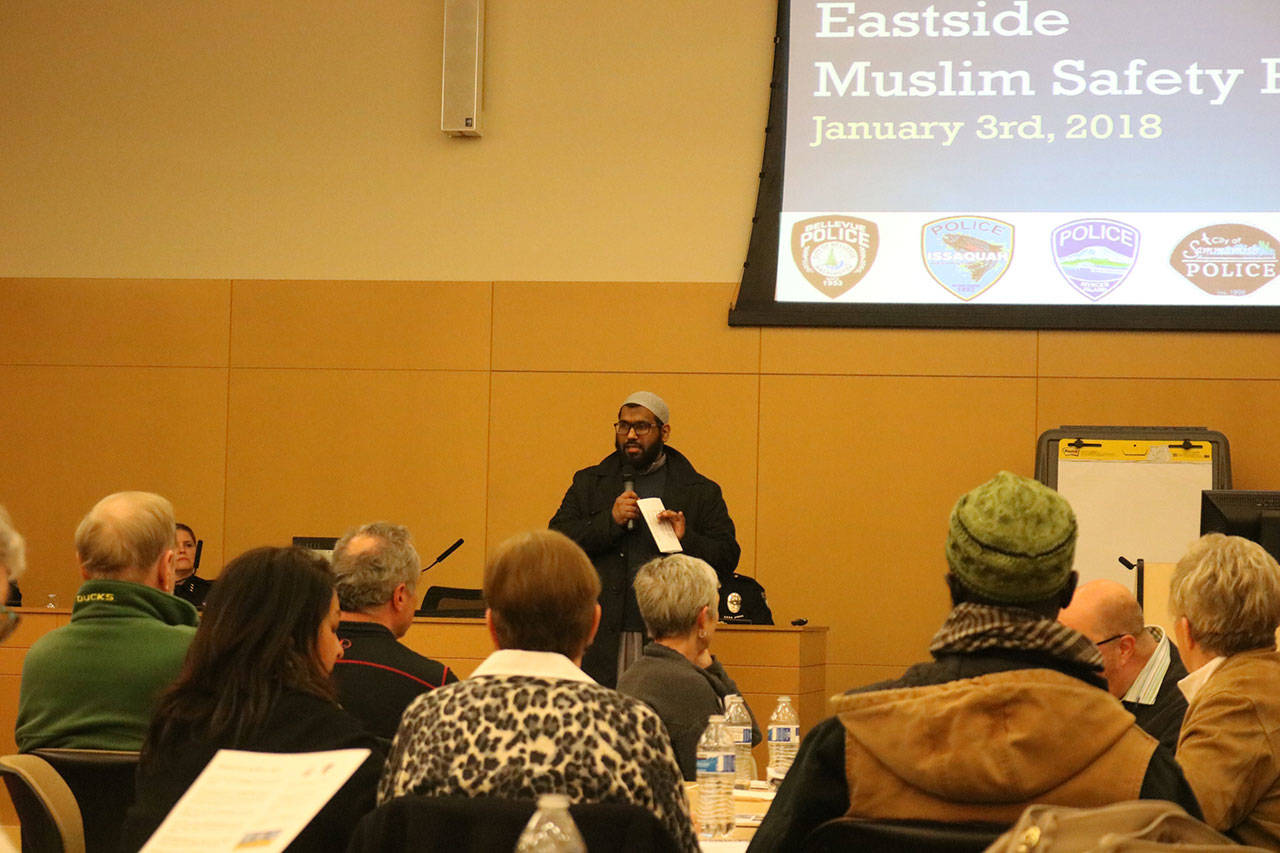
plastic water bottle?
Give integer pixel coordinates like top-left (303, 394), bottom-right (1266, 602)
top-left (695, 714), bottom-right (736, 839)
top-left (515, 793), bottom-right (586, 853)
top-left (723, 694), bottom-right (755, 788)
top-left (767, 695), bottom-right (801, 788)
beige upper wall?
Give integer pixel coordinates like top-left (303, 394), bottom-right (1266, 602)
top-left (0, 1), bottom-right (775, 282)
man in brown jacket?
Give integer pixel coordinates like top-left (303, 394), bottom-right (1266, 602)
top-left (750, 472), bottom-right (1201, 851)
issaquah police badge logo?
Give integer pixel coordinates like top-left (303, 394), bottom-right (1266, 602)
top-left (1051, 218), bottom-right (1140, 302)
top-left (791, 215), bottom-right (878, 299)
top-left (1171, 224), bottom-right (1279, 296)
top-left (921, 216), bottom-right (1013, 301)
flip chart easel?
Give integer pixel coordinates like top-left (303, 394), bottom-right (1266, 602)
top-left (1035, 427), bottom-right (1231, 605)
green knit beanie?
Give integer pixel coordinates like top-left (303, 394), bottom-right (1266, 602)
top-left (945, 471), bottom-right (1077, 604)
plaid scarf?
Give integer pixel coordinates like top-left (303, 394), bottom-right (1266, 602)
top-left (930, 602), bottom-right (1103, 669)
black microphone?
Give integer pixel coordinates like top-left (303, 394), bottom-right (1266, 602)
top-left (421, 538), bottom-right (464, 573)
top-left (621, 465), bottom-right (636, 531)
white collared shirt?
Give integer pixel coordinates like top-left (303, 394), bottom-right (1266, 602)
top-left (469, 648), bottom-right (597, 684)
top-left (1122, 626), bottom-right (1172, 706)
top-left (1177, 654), bottom-right (1227, 702)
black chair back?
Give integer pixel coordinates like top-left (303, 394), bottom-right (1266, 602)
top-left (803, 817), bottom-right (1008, 852)
top-left (415, 586), bottom-right (485, 617)
top-left (30, 749), bottom-right (139, 853)
top-left (0, 753), bottom-right (84, 853)
top-left (348, 795), bottom-right (680, 853)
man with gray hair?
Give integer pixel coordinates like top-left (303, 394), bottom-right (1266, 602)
top-left (331, 521), bottom-right (456, 740)
top-left (550, 391), bottom-right (740, 687)
top-left (16, 491), bottom-right (198, 750)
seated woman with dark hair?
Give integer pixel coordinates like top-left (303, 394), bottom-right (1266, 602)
top-left (1172, 533), bottom-right (1280, 849)
top-left (618, 553), bottom-right (760, 780)
top-left (380, 529), bottom-right (698, 852)
top-left (122, 546), bottom-right (384, 852)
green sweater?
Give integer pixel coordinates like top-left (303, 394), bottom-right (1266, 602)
top-left (16, 579), bottom-right (198, 751)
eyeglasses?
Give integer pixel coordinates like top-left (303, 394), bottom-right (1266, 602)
top-left (1095, 632), bottom-right (1131, 646)
top-left (614, 420), bottom-right (658, 436)
top-left (0, 606), bottom-right (20, 644)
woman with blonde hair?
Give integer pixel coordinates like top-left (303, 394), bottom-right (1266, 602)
top-left (1172, 533), bottom-right (1280, 848)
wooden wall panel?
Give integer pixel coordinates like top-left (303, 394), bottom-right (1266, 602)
top-left (231, 281), bottom-right (492, 371)
top-left (1040, 331), bottom-right (1280, 379)
top-left (486, 371), bottom-right (758, 574)
top-left (0, 278), bottom-right (230, 367)
top-left (491, 282), bottom-right (759, 374)
top-left (756, 374), bottom-right (1039, 671)
top-left (223, 369), bottom-right (490, 591)
top-left (0, 365), bottom-right (228, 603)
top-left (762, 327), bottom-right (1036, 377)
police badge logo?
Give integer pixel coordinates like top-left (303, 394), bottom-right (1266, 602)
top-left (921, 216), bottom-right (1013, 301)
top-left (1171, 224), bottom-right (1279, 296)
top-left (1051, 218), bottom-right (1140, 302)
top-left (791, 215), bottom-right (878, 299)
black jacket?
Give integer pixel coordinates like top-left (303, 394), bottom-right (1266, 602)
top-left (123, 690), bottom-right (384, 852)
top-left (549, 446), bottom-right (739, 687)
top-left (1125, 640), bottom-right (1190, 753)
top-left (333, 621), bottom-right (456, 741)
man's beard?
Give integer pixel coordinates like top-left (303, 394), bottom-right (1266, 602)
top-left (617, 436), bottom-right (664, 471)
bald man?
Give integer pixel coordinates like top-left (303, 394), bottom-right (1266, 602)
top-left (1059, 579), bottom-right (1189, 751)
top-left (17, 491), bottom-right (198, 750)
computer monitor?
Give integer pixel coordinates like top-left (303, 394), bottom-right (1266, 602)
top-left (1200, 491), bottom-right (1280, 564)
top-left (291, 536), bottom-right (339, 562)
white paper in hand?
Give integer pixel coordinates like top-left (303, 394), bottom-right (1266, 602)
top-left (637, 497), bottom-right (683, 554)
top-left (139, 748), bottom-right (370, 853)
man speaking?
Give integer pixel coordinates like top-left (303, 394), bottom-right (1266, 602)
top-left (550, 391), bottom-right (740, 687)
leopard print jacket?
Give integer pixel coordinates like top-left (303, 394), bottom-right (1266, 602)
top-left (379, 674), bottom-right (699, 851)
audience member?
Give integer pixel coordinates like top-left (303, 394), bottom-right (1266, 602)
top-left (1172, 533), bottom-right (1280, 849)
top-left (0, 504), bottom-right (26, 640)
top-left (16, 491), bottom-right (198, 750)
top-left (380, 529), bottom-right (698, 852)
top-left (330, 522), bottom-right (456, 740)
top-left (122, 546), bottom-right (383, 852)
top-left (172, 522), bottom-right (212, 607)
top-left (617, 553), bottom-right (759, 780)
top-left (750, 472), bottom-right (1199, 851)
top-left (1059, 579), bottom-right (1189, 751)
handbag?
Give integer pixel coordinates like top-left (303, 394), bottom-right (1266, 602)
top-left (985, 801), bottom-right (1268, 853)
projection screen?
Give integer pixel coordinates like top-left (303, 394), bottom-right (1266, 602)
top-left (730, 0), bottom-right (1280, 330)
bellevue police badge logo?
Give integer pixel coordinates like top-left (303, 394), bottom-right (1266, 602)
top-left (791, 215), bottom-right (878, 299)
top-left (922, 216), bottom-right (1013, 301)
top-left (1051, 218), bottom-right (1140, 302)
top-left (1171, 224), bottom-right (1279, 296)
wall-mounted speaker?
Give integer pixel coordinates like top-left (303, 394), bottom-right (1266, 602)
top-left (441, 0), bottom-right (484, 137)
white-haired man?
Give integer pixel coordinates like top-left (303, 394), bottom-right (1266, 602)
top-left (16, 491), bottom-right (198, 750)
top-left (331, 522), bottom-right (456, 740)
top-left (550, 391), bottom-right (740, 687)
